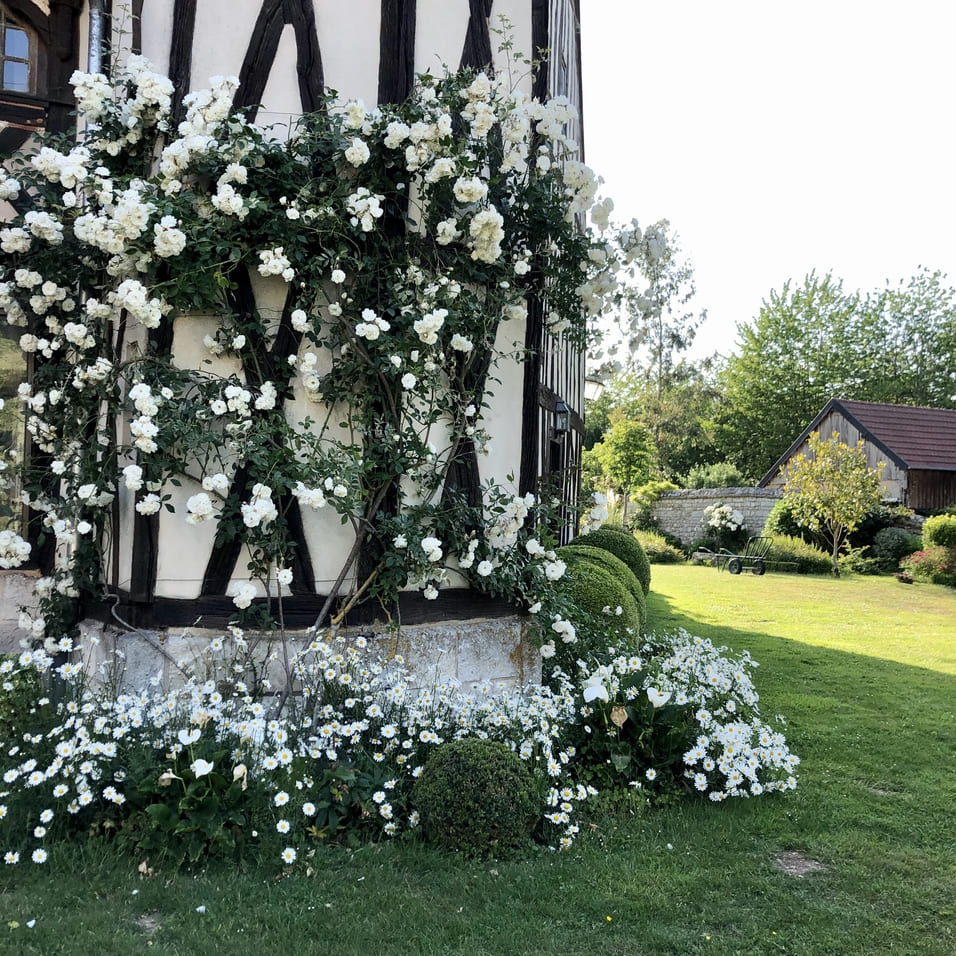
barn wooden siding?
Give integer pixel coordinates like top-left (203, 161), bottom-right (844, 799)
top-left (906, 470), bottom-right (956, 513)
top-left (763, 408), bottom-right (907, 502)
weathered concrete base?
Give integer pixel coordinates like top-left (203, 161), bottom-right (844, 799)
top-left (0, 570), bottom-right (41, 654)
top-left (77, 615), bottom-right (541, 696)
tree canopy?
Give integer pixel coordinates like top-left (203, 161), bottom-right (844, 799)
top-left (716, 269), bottom-right (956, 481)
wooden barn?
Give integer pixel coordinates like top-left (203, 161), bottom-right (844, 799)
top-left (759, 398), bottom-right (956, 513)
top-left (0, 0), bottom-right (589, 648)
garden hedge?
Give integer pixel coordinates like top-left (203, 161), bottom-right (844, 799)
top-left (570, 525), bottom-right (651, 595)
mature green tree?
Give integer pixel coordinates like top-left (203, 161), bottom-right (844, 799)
top-left (716, 269), bottom-right (956, 481)
top-left (585, 417), bottom-right (656, 524)
top-left (781, 431), bottom-right (886, 576)
top-left (715, 272), bottom-right (860, 481)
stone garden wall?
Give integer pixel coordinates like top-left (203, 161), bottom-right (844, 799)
top-left (652, 487), bottom-right (783, 546)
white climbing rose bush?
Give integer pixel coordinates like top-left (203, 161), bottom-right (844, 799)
top-left (0, 54), bottom-right (656, 640)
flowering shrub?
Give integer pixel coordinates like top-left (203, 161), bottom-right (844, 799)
top-left (701, 502), bottom-right (747, 552)
top-left (900, 546), bottom-right (956, 587)
top-left (0, 51), bottom-right (666, 654)
top-left (565, 631), bottom-right (799, 800)
top-left (0, 621), bottom-right (799, 866)
top-left (0, 630), bottom-right (589, 867)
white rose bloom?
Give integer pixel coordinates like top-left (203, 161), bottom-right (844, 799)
top-left (344, 137), bottom-right (371, 167)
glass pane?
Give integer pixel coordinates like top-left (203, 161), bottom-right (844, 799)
top-left (3, 60), bottom-right (28, 92)
top-left (5, 27), bottom-right (29, 60)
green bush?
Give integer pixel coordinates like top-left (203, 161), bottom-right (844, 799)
top-left (766, 535), bottom-right (832, 574)
top-left (571, 525), bottom-right (651, 595)
top-left (0, 658), bottom-right (43, 742)
top-left (413, 738), bottom-right (538, 856)
top-left (627, 480), bottom-right (680, 531)
top-left (838, 546), bottom-right (883, 576)
top-left (923, 515), bottom-right (956, 550)
top-left (560, 544), bottom-right (646, 628)
top-left (548, 550), bottom-right (642, 673)
top-left (900, 546), bottom-right (956, 587)
top-left (872, 527), bottom-right (923, 568)
top-left (762, 498), bottom-right (817, 546)
top-left (634, 530), bottom-right (686, 564)
top-left (684, 462), bottom-right (745, 489)
top-left (554, 548), bottom-right (642, 630)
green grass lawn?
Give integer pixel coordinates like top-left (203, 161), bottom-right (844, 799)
top-left (1, 567), bottom-right (954, 955)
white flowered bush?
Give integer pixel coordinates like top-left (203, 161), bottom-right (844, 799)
top-left (562, 630), bottom-right (799, 800)
top-left (0, 628), bottom-right (589, 866)
top-left (0, 622), bottom-right (798, 867)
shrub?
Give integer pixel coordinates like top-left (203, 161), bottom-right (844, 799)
top-left (900, 546), bottom-right (956, 587)
top-left (837, 546), bottom-right (883, 576)
top-left (923, 515), bottom-right (956, 550)
top-left (684, 462), bottom-right (745, 489)
top-left (413, 738), bottom-right (538, 856)
top-left (571, 525), bottom-right (651, 595)
top-left (762, 498), bottom-right (817, 546)
top-left (634, 530), bottom-right (685, 564)
top-left (554, 548), bottom-right (642, 628)
top-left (0, 657), bottom-right (43, 742)
top-left (766, 535), bottom-right (832, 574)
top-left (628, 480), bottom-right (680, 531)
top-left (872, 527), bottom-right (923, 568)
top-left (560, 544), bottom-right (646, 627)
top-left (566, 632), bottom-right (800, 799)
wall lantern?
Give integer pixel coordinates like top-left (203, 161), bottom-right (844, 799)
top-left (553, 399), bottom-right (571, 436)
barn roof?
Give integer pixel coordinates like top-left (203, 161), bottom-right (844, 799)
top-left (758, 398), bottom-right (956, 486)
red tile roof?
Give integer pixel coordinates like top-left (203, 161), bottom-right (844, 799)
top-left (759, 399), bottom-right (956, 486)
top-left (837, 400), bottom-right (956, 470)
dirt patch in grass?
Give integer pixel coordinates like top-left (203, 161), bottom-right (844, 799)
top-left (773, 851), bottom-right (827, 877)
top-left (134, 911), bottom-right (161, 937)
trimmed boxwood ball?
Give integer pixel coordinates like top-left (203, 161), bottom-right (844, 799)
top-left (412, 738), bottom-right (538, 856)
top-left (571, 525), bottom-right (652, 595)
top-left (554, 548), bottom-right (642, 636)
top-left (560, 544), bottom-right (646, 628)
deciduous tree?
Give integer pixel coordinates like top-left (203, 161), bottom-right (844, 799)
top-left (781, 431), bottom-right (886, 576)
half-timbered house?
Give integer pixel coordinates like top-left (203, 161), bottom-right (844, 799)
top-left (1, 1), bottom-right (587, 658)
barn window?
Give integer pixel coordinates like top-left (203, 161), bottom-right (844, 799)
top-left (0, 5), bottom-right (34, 94)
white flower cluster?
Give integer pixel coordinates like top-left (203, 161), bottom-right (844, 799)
top-left (647, 631), bottom-right (798, 798)
top-left (704, 503), bottom-right (745, 533)
top-left (297, 352), bottom-right (322, 400)
top-left (412, 308), bottom-right (446, 345)
top-left (355, 309), bottom-right (391, 341)
top-left (0, 631), bottom-right (589, 862)
top-left (126, 381), bottom-right (164, 454)
top-left (109, 278), bottom-right (169, 330)
top-left (0, 529), bottom-right (31, 569)
top-left (345, 187), bottom-right (384, 232)
top-left (257, 247), bottom-right (294, 282)
top-left (580, 491), bottom-right (609, 535)
top-left (240, 483), bottom-right (278, 529)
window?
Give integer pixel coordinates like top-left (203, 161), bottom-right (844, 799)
top-left (1, 7), bottom-right (33, 94)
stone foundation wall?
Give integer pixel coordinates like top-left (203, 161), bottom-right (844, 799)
top-left (652, 487), bottom-right (783, 546)
top-left (76, 616), bottom-right (541, 696)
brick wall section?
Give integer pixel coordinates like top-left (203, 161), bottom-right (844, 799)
top-left (652, 487), bottom-right (783, 546)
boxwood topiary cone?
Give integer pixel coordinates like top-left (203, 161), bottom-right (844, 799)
top-left (412, 738), bottom-right (538, 856)
top-left (571, 525), bottom-right (651, 595)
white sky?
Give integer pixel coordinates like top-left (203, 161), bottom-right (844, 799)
top-left (579, 1), bottom-right (956, 359)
